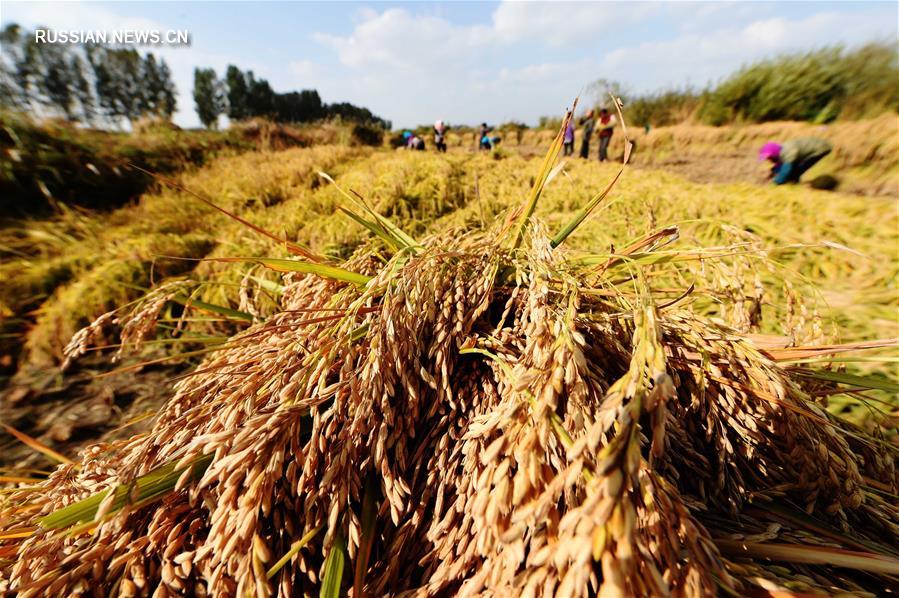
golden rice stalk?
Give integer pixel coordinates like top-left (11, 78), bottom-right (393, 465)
top-left (1, 129), bottom-right (896, 596)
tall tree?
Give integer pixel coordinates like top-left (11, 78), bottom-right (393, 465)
top-left (142, 54), bottom-right (177, 118)
top-left (0, 24), bottom-right (25, 109)
top-left (10, 32), bottom-right (82, 119)
top-left (0, 27), bottom-right (389, 130)
top-left (155, 58), bottom-right (177, 118)
top-left (99, 48), bottom-right (144, 124)
top-left (15, 34), bottom-right (41, 109)
top-left (273, 89), bottom-right (324, 123)
top-left (86, 44), bottom-right (119, 124)
top-left (142, 53), bottom-right (163, 115)
top-left (325, 101), bottom-right (390, 129)
top-left (193, 67), bottom-right (225, 129)
top-left (70, 54), bottom-right (95, 123)
top-left (225, 65), bottom-right (248, 120)
top-left (246, 73), bottom-right (275, 117)
top-left (39, 41), bottom-right (78, 119)
top-left (120, 49), bottom-right (145, 121)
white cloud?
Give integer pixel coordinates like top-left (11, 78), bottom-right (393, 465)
top-left (498, 59), bottom-right (593, 84)
top-left (672, 2), bottom-right (765, 35)
top-left (314, 8), bottom-right (489, 71)
top-left (600, 8), bottom-right (896, 92)
top-left (351, 7), bottom-right (380, 25)
top-left (316, 1), bottom-right (654, 70)
top-left (307, 4), bottom-right (609, 125)
top-left (288, 59), bottom-right (326, 80)
top-left (491, 1), bottom-right (659, 46)
top-left (743, 18), bottom-right (790, 48)
top-left (307, 2), bottom-right (896, 127)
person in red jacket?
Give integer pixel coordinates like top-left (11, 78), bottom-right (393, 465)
top-left (597, 108), bottom-right (617, 162)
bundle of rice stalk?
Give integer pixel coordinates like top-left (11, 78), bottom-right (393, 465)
top-left (1, 106), bottom-right (897, 597)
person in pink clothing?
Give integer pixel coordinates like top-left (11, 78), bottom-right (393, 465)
top-left (434, 119), bottom-right (447, 153)
top-left (759, 138), bottom-right (832, 184)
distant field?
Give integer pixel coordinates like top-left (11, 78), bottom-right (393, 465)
top-left (464, 113), bottom-right (898, 197)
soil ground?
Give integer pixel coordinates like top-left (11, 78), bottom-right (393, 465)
top-left (1, 356), bottom-right (185, 471)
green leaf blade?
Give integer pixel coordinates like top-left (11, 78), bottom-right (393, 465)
top-left (320, 532), bottom-right (346, 598)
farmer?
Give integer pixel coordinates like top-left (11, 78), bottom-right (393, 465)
top-left (562, 115), bottom-right (575, 156)
top-left (434, 120), bottom-right (447, 153)
top-left (597, 108), bottom-right (617, 162)
top-left (404, 131), bottom-right (425, 151)
top-left (759, 137), bottom-right (832, 184)
top-left (478, 123), bottom-right (493, 151)
top-left (579, 109), bottom-right (595, 159)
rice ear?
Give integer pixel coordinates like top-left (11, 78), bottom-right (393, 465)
top-left (3, 112), bottom-right (896, 598)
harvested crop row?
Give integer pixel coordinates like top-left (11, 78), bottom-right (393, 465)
top-left (436, 154), bottom-right (898, 424)
top-left (1, 145), bottom-right (367, 371)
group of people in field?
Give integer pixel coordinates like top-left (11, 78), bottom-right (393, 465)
top-left (402, 107), bottom-right (620, 158)
top-left (402, 111), bottom-right (833, 188)
top-left (403, 120), bottom-right (450, 152)
top-left (402, 120), bottom-right (501, 152)
top-left (563, 107), bottom-right (618, 161)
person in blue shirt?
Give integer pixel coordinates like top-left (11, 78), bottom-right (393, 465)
top-left (403, 131), bottom-right (425, 151)
top-left (759, 137), bottom-right (832, 185)
top-left (478, 123), bottom-right (493, 151)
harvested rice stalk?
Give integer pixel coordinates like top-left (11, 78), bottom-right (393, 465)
top-left (1, 111), bottom-right (896, 597)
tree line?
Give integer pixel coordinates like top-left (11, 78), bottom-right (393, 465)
top-left (0, 23), bottom-right (389, 131)
top-left (0, 23), bottom-right (176, 126)
top-left (192, 65), bottom-right (391, 130)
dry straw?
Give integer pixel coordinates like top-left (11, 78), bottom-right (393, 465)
top-left (1, 103), bottom-right (896, 597)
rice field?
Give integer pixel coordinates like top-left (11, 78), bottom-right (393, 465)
top-left (0, 118), bottom-right (897, 596)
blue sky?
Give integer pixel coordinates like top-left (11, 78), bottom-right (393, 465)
top-left (3, 1), bottom-right (896, 128)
